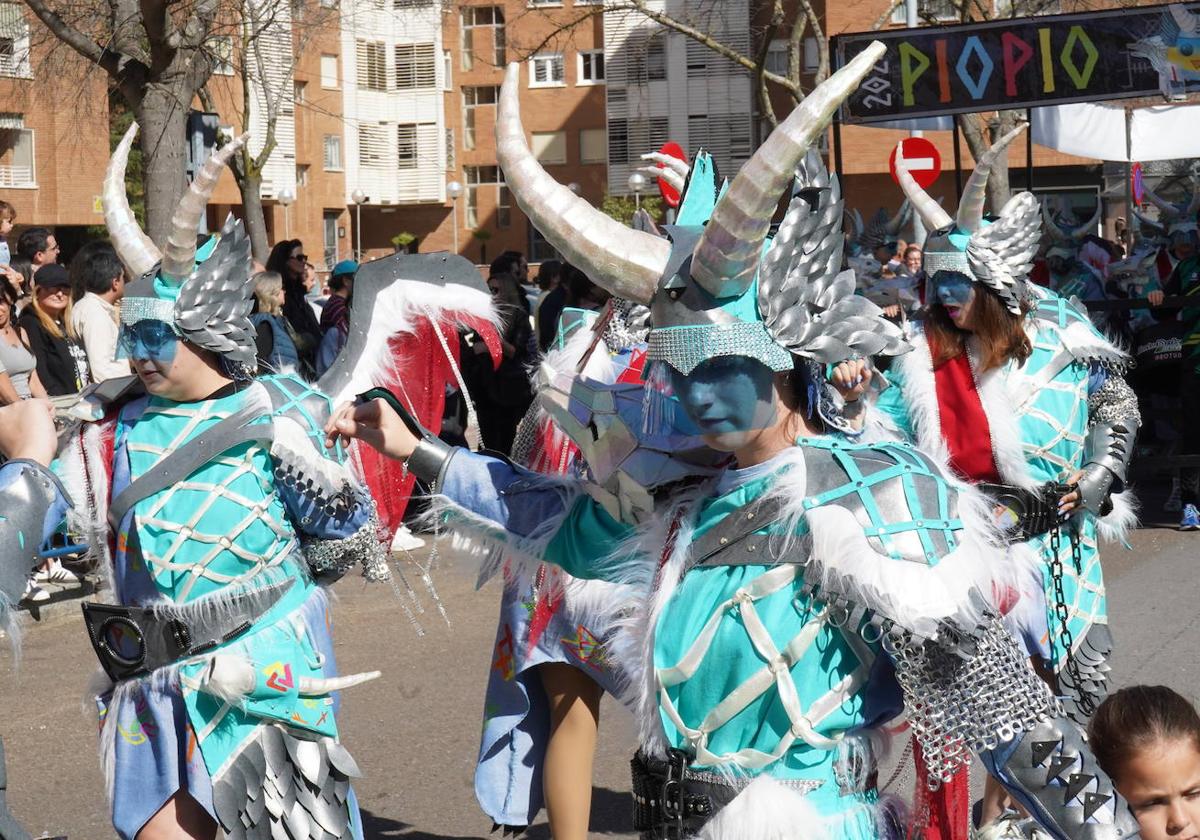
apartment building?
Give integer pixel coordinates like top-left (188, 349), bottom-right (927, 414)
top-left (0, 2), bottom-right (110, 248)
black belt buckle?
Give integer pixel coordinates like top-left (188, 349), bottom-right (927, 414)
top-left (80, 602), bottom-right (157, 682)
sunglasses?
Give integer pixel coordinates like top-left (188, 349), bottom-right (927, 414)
top-left (289, 253), bottom-right (308, 262)
top-left (37, 286), bottom-right (69, 296)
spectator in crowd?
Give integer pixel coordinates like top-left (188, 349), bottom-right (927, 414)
top-left (1165, 235), bottom-right (1200, 531)
top-left (491, 250), bottom-right (532, 312)
top-left (474, 269), bottom-right (535, 454)
top-left (0, 277), bottom-right (46, 404)
top-left (250, 270), bottom-right (301, 377)
top-left (320, 259), bottom-right (356, 337)
top-left (533, 259), bottom-right (563, 350)
top-left (266, 239), bottom-right (322, 375)
top-left (538, 263), bottom-right (611, 352)
top-left (4, 253), bottom-right (32, 312)
top-left (1089, 685), bottom-right (1200, 840)
top-left (901, 244), bottom-right (923, 277)
top-left (0, 199), bottom-right (14, 266)
top-left (317, 259), bottom-right (356, 377)
top-left (15, 226), bottom-right (59, 274)
top-left (68, 239), bottom-right (117, 301)
top-left (70, 242), bottom-right (131, 382)
top-left (18, 264), bottom-right (90, 396)
top-left (0, 275), bottom-right (67, 603)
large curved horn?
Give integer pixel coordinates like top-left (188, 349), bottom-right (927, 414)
top-left (641, 151), bottom-right (689, 180)
top-left (689, 41), bottom-right (886, 298)
top-left (1041, 204), bottom-right (1069, 242)
top-left (159, 132), bottom-right (249, 280)
top-left (894, 142), bottom-right (953, 232)
top-left (103, 123), bottom-right (162, 277)
top-left (1070, 201), bottom-right (1102, 240)
top-left (1131, 205), bottom-right (1166, 235)
top-left (496, 64), bottom-right (666, 305)
top-left (639, 152), bottom-right (686, 194)
top-left (955, 123), bottom-right (1026, 234)
top-left (1142, 182), bottom-right (1182, 220)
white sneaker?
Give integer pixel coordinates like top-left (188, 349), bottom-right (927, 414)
top-left (390, 524), bottom-right (425, 553)
top-left (33, 559), bottom-right (79, 585)
top-left (22, 580), bottom-right (49, 603)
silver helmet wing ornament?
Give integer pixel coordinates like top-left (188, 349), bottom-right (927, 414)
top-left (897, 123), bottom-right (1041, 315)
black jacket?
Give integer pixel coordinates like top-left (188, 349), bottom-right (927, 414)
top-left (18, 308), bottom-right (82, 395)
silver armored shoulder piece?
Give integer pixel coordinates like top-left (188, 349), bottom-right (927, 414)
top-left (994, 716), bottom-right (1140, 840)
top-left (0, 460), bottom-right (70, 609)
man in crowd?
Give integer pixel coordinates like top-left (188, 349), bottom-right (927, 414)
top-left (71, 242), bottom-right (131, 382)
top-left (316, 259), bottom-right (357, 376)
top-left (15, 227), bottom-right (58, 274)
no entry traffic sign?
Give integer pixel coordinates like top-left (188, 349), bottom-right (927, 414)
top-left (889, 137), bottom-right (942, 189)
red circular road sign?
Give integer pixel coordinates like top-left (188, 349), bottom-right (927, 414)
top-left (889, 137), bottom-right (942, 190)
top-left (654, 141), bottom-right (687, 208)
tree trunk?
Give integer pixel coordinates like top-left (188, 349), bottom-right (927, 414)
top-left (135, 83), bottom-right (191, 245)
top-left (237, 170), bottom-right (270, 262)
top-left (955, 111), bottom-right (1019, 214)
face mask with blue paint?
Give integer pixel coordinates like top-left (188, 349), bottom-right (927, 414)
top-left (665, 355), bottom-right (779, 436)
top-left (118, 319), bottom-right (181, 365)
top-left (930, 271), bottom-right (976, 308)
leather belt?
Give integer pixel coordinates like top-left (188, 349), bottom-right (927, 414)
top-left (979, 481), bottom-right (1073, 542)
top-left (81, 579), bottom-right (293, 683)
top-left (630, 749), bottom-right (823, 838)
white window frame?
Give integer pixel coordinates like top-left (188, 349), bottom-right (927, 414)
top-left (357, 40), bottom-right (388, 92)
top-left (528, 53), bottom-right (565, 88)
top-left (295, 163), bottom-right (310, 187)
top-left (0, 15), bottom-right (33, 79)
top-left (526, 0), bottom-right (562, 6)
top-left (764, 39), bottom-right (788, 77)
top-left (320, 54), bottom-right (339, 89)
top-left (293, 80), bottom-right (307, 103)
top-left (576, 49), bottom-right (604, 85)
top-left (0, 118), bottom-right (35, 189)
top-left (209, 35), bottom-right (234, 76)
top-left (323, 134), bottom-right (343, 171)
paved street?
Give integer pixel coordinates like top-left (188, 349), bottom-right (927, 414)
top-left (1, 514), bottom-right (1195, 839)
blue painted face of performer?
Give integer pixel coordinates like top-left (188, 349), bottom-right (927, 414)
top-left (119, 319), bottom-right (185, 395)
top-left (931, 271), bottom-right (977, 330)
top-left (669, 355), bottom-right (779, 452)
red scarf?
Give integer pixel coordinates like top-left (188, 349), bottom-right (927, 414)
top-left (930, 338), bottom-right (1000, 484)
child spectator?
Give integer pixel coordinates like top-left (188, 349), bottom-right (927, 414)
top-left (0, 200), bottom-right (14, 266)
top-left (1089, 685), bottom-right (1200, 840)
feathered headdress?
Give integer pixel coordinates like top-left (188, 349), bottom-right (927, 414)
top-left (103, 123), bottom-right (258, 377)
top-left (895, 124), bottom-right (1041, 315)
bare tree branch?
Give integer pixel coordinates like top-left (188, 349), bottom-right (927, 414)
top-left (870, 0), bottom-right (906, 30)
top-left (21, 0), bottom-right (119, 74)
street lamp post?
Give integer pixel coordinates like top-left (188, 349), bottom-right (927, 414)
top-left (446, 180), bottom-right (463, 255)
top-left (627, 171), bottom-right (648, 211)
top-left (351, 189), bottom-right (368, 261)
top-left (277, 187), bottom-right (296, 239)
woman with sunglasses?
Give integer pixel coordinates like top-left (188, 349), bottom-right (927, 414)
top-left (266, 239), bottom-right (322, 377)
top-left (17, 263), bottom-right (91, 396)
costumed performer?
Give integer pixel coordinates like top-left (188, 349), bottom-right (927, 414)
top-left (57, 125), bottom-right (388, 840)
top-left (327, 48), bottom-right (1140, 840)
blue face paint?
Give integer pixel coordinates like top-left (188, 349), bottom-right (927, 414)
top-left (931, 271), bottom-right (976, 308)
top-left (118, 320), bottom-right (180, 365)
top-left (669, 355), bottom-right (778, 436)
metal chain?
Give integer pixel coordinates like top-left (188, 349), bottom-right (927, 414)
top-left (1047, 525), bottom-right (1093, 716)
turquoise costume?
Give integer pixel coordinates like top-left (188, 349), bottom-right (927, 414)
top-left (63, 123), bottom-right (387, 840)
top-left (875, 289), bottom-right (1135, 719)
top-left (395, 51), bottom-right (1142, 839)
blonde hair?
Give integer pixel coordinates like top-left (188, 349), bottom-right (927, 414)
top-left (253, 271), bottom-right (284, 316)
top-left (30, 287), bottom-right (76, 340)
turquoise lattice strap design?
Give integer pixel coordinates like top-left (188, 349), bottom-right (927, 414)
top-left (796, 438), bottom-right (962, 566)
top-left (261, 374), bottom-right (338, 456)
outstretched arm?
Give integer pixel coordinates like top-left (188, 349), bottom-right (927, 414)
top-left (325, 391), bottom-right (633, 580)
top-left (0, 400), bottom-right (72, 609)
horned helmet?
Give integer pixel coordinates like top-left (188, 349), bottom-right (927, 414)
top-left (103, 124), bottom-right (258, 379)
top-left (496, 42), bottom-right (905, 423)
top-left (895, 125), bottom-right (1042, 316)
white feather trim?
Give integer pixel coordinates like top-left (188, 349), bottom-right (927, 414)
top-left (695, 776), bottom-right (830, 840)
top-left (57, 420), bottom-right (115, 581)
top-left (1096, 490), bottom-right (1139, 545)
top-left (327, 280), bottom-right (499, 406)
top-left (886, 332), bottom-right (952, 468)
